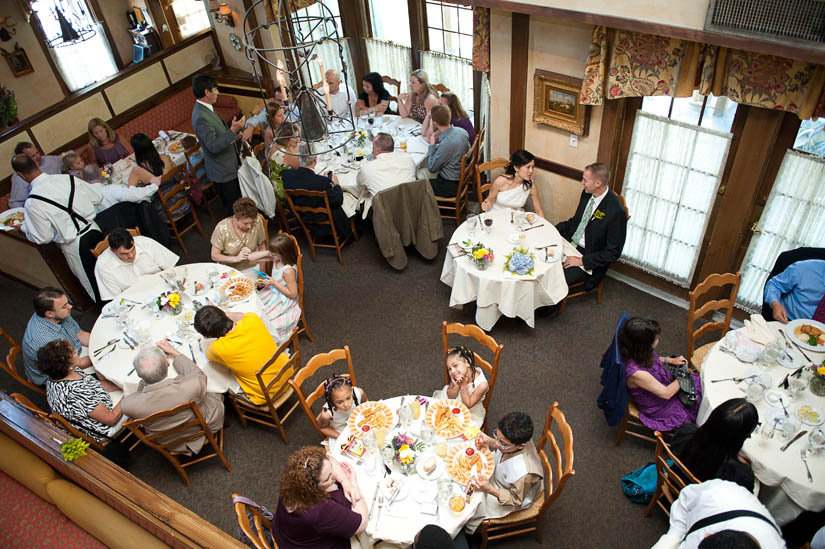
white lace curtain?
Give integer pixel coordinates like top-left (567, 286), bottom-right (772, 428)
top-left (421, 50), bottom-right (473, 117)
top-left (296, 38), bottom-right (355, 92)
top-left (621, 111), bottom-right (732, 287)
top-left (737, 150), bottom-right (825, 311)
top-left (365, 38), bottom-right (412, 97)
top-left (51, 25), bottom-right (118, 91)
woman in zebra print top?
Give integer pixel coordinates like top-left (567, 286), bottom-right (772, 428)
top-left (38, 339), bottom-right (124, 442)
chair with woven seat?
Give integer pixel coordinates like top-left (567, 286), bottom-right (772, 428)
top-left (687, 271), bottom-right (741, 372)
top-left (613, 396), bottom-right (659, 446)
top-left (441, 321), bottom-right (503, 431)
top-left (281, 232), bottom-right (313, 342)
top-left (123, 399), bottom-right (231, 486)
top-left (226, 330), bottom-right (301, 444)
top-left (158, 164), bottom-right (206, 254)
top-left (478, 401), bottom-right (575, 548)
top-left (282, 188), bottom-right (357, 265)
top-left (184, 143), bottom-right (220, 222)
top-left (644, 431), bottom-right (699, 518)
top-left (232, 493), bottom-right (273, 549)
top-left (1, 327), bottom-right (46, 397)
top-left (288, 346), bottom-right (358, 441)
top-left (474, 157), bottom-right (509, 208)
top-left (91, 227), bottom-right (140, 257)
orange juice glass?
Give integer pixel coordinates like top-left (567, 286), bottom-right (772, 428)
top-left (436, 439), bottom-right (448, 458)
top-left (400, 140), bottom-right (407, 152)
top-left (411, 400), bottom-right (421, 419)
top-left (374, 426), bottom-right (387, 446)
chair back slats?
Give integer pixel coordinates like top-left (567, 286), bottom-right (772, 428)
top-left (616, 192), bottom-right (631, 220)
top-left (232, 493), bottom-right (273, 549)
top-left (687, 272), bottom-right (741, 364)
top-left (281, 232), bottom-right (313, 342)
top-left (644, 431), bottom-right (699, 517)
top-left (283, 188), bottom-right (355, 265)
top-left (433, 83), bottom-right (451, 94)
top-left (48, 412), bottom-right (108, 452)
top-left (474, 157), bottom-right (508, 206)
top-left (91, 227), bottom-right (141, 257)
top-left (10, 392), bottom-right (50, 422)
top-left (538, 402), bottom-right (575, 510)
top-left (1, 328), bottom-right (46, 396)
top-left (257, 334), bottom-right (300, 408)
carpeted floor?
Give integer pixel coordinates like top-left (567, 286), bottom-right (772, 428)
top-left (1, 206), bottom-right (696, 548)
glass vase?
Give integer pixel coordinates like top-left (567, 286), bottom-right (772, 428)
top-left (810, 376), bottom-right (825, 397)
top-left (473, 259), bottom-right (489, 271)
top-left (400, 461), bottom-right (416, 476)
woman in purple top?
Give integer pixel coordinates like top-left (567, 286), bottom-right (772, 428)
top-left (88, 117), bottom-right (132, 166)
top-left (423, 92), bottom-right (477, 145)
top-left (271, 446), bottom-right (368, 549)
top-left (618, 317), bottom-right (702, 431)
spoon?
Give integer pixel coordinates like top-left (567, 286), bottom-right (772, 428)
top-left (801, 448), bottom-right (813, 483)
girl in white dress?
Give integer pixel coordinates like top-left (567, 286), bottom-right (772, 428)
top-left (317, 374), bottom-right (368, 442)
top-left (481, 149), bottom-right (545, 219)
top-left (258, 234), bottom-right (302, 344)
top-left (432, 345), bottom-right (489, 428)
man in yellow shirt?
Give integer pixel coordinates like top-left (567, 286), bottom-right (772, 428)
top-left (194, 306), bottom-right (290, 404)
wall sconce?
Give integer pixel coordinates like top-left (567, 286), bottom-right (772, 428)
top-left (211, 3), bottom-right (235, 27)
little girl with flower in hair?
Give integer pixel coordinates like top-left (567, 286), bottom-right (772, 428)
top-left (432, 345), bottom-right (489, 428)
top-left (317, 374), bottom-right (368, 441)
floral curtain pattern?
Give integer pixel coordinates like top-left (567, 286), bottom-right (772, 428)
top-left (472, 7), bottom-right (490, 72)
top-left (580, 26), bottom-right (825, 120)
top-left (266, 0), bottom-right (319, 21)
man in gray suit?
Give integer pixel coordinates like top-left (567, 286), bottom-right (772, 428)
top-left (191, 74), bottom-right (253, 213)
top-left (120, 342), bottom-right (225, 456)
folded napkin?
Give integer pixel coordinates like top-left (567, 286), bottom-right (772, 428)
top-left (744, 314), bottom-right (777, 345)
top-left (561, 240), bottom-right (593, 275)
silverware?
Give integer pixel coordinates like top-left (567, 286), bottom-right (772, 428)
top-left (801, 448), bottom-right (813, 483)
top-left (122, 334), bottom-right (136, 350)
top-left (368, 483), bottom-right (381, 518)
top-left (524, 224), bottom-right (545, 231)
top-left (780, 398), bottom-right (791, 418)
top-left (769, 416), bottom-right (781, 439)
top-left (127, 367), bottom-right (135, 376)
top-left (97, 346), bottom-right (117, 361)
top-left (385, 484), bottom-right (401, 510)
top-left (189, 343), bottom-right (196, 362)
top-left (374, 491), bottom-right (385, 527)
top-left (781, 430), bottom-right (808, 452)
top-left (711, 374), bottom-right (758, 383)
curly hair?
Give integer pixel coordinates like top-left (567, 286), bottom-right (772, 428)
top-left (446, 345), bottom-right (476, 383)
top-left (280, 446), bottom-right (330, 513)
top-left (232, 197), bottom-right (259, 221)
top-left (37, 339), bottom-right (76, 380)
top-left (498, 411), bottom-right (534, 445)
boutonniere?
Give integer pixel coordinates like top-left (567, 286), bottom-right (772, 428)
top-left (593, 210), bottom-right (606, 220)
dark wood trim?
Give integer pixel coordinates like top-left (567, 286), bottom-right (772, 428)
top-left (473, 70), bottom-right (482, 133)
top-left (160, 57), bottom-right (173, 84)
top-left (100, 91), bottom-right (116, 119)
top-left (408, 0), bottom-right (426, 71)
top-left (534, 157), bottom-right (583, 181)
top-left (509, 13), bottom-right (529, 153)
top-left (87, 0), bottom-right (126, 69)
top-left (209, 28), bottom-right (228, 72)
top-left (145, 0), bottom-right (176, 49)
top-left (465, 0), bottom-right (825, 64)
top-left (339, 0), bottom-right (371, 83)
top-left (26, 10), bottom-right (71, 97)
top-left (596, 97), bottom-right (624, 179)
top-left (242, 0), bottom-right (274, 94)
top-left (611, 97), bottom-right (642, 194)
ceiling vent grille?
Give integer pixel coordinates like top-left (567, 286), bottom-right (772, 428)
top-left (706, 0), bottom-right (825, 44)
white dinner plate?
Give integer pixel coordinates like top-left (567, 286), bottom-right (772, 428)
top-left (541, 248), bottom-right (561, 263)
top-left (794, 403), bottom-right (824, 426)
top-left (381, 474), bottom-right (410, 502)
top-left (785, 319), bottom-right (825, 352)
top-left (0, 207), bottom-right (25, 231)
top-left (415, 453), bottom-right (446, 481)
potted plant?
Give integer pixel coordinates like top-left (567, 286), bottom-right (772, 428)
top-left (0, 85), bottom-right (18, 128)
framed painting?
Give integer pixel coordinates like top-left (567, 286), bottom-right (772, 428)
top-left (532, 69), bottom-right (588, 136)
top-left (4, 47), bottom-right (33, 77)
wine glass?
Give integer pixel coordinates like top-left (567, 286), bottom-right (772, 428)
top-left (368, 108), bottom-right (375, 128)
top-left (483, 216), bottom-right (494, 232)
top-left (809, 427), bottom-right (825, 453)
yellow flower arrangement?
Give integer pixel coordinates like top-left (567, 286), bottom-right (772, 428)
top-left (472, 248), bottom-right (488, 259)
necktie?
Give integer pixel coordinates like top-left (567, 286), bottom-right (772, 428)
top-left (813, 294), bottom-right (825, 322)
top-left (571, 197), bottom-right (595, 246)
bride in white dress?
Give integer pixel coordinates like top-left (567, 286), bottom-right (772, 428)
top-left (480, 149), bottom-right (545, 219)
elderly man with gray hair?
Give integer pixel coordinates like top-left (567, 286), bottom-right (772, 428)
top-left (356, 132), bottom-right (417, 203)
top-left (281, 142), bottom-right (351, 238)
top-left (120, 340), bottom-right (224, 456)
top-left (317, 68), bottom-right (356, 119)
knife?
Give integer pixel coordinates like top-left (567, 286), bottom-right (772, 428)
top-left (368, 482), bottom-right (381, 517)
top-left (781, 430), bottom-right (808, 452)
top-left (385, 484), bottom-right (401, 510)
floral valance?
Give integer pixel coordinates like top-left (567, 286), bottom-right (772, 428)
top-left (472, 7), bottom-right (490, 72)
top-left (265, 0), bottom-right (319, 21)
top-left (580, 26), bottom-right (825, 120)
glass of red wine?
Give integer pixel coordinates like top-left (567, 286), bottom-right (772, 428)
top-left (483, 216), bottom-right (493, 232)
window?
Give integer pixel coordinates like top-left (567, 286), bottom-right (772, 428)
top-left (293, 0), bottom-right (343, 44)
top-left (620, 111), bottom-right (733, 287)
top-left (292, 1), bottom-right (354, 93)
top-left (368, 0), bottom-right (410, 47)
top-left (425, 1), bottom-right (472, 60)
top-left (171, 0), bottom-right (210, 39)
top-left (31, 0), bottom-right (118, 91)
top-left (421, 51), bottom-right (473, 117)
top-left (794, 118), bottom-right (825, 157)
top-left (366, 0), bottom-right (412, 96)
top-left (641, 92), bottom-right (738, 133)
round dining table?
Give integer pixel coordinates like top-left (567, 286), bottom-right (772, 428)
top-left (440, 210), bottom-right (575, 331)
top-left (698, 322), bottom-right (825, 525)
top-left (89, 263), bottom-right (277, 397)
top-left (330, 395), bottom-right (487, 547)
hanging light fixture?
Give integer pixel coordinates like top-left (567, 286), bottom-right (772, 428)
top-left (46, 4), bottom-right (96, 48)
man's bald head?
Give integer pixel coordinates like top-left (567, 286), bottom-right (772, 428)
top-left (325, 69), bottom-right (342, 94)
top-left (11, 154), bottom-right (39, 182)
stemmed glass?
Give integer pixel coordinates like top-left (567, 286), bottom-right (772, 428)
top-left (466, 214), bottom-right (478, 237)
top-left (368, 108), bottom-right (376, 130)
top-left (809, 427), bottom-right (825, 454)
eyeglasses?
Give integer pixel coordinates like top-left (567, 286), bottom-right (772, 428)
top-left (493, 429), bottom-right (516, 450)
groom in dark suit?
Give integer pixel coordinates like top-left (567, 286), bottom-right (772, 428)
top-left (191, 74), bottom-right (252, 214)
top-left (555, 162), bottom-right (627, 291)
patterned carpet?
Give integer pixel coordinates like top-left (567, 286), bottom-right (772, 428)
top-left (0, 470), bottom-right (105, 549)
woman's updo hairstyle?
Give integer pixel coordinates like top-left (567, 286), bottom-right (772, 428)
top-left (504, 149), bottom-right (535, 190)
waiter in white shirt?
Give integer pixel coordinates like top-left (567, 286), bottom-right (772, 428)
top-left (13, 154), bottom-right (104, 302)
top-left (317, 69), bottom-right (356, 120)
top-left (94, 229), bottom-right (179, 301)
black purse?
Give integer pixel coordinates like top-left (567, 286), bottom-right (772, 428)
top-left (666, 356), bottom-right (697, 409)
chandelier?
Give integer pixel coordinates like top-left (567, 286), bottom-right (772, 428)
top-left (241, 0), bottom-right (356, 155)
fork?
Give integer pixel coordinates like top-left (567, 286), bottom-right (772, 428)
top-left (801, 448), bottom-right (813, 483)
top-left (373, 492), bottom-right (385, 529)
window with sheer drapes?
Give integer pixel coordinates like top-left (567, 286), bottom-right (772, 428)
top-left (296, 38), bottom-right (355, 92)
top-left (420, 50), bottom-right (473, 118)
top-left (737, 150), bottom-right (825, 311)
top-left (620, 111), bottom-right (732, 287)
top-left (365, 38), bottom-right (412, 96)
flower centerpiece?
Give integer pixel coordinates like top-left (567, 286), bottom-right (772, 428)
top-left (504, 247), bottom-right (536, 276)
top-left (157, 290), bottom-right (183, 315)
top-left (391, 433), bottom-right (425, 475)
top-left (60, 437), bottom-right (89, 462)
top-left (460, 240), bottom-right (494, 271)
top-left (811, 362), bottom-right (825, 397)
top-left (355, 130), bottom-right (368, 148)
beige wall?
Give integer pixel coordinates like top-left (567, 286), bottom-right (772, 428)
top-left (97, 0), bottom-right (137, 67)
top-left (516, 0), bottom-right (708, 30)
top-left (210, 0), bottom-right (247, 72)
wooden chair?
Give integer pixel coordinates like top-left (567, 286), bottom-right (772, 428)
top-left (10, 392), bottom-right (50, 422)
top-left (478, 401), bottom-right (575, 548)
top-left (184, 143), bottom-right (220, 221)
top-left (258, 214), bottom-right (272, 275)
top-left (474, 157), bottom-right (508, 207)
top-left (433, 83), bottom-right (451, 94)
top-left (232, 493), bottom-right (273, 549)
top-left (226, 330), bottom-right (301, 444)
top-left (382, 75), bottom-right (401, 109)
top-left (435, 144), bottom-right (475, 225)
top-left (91, 227), bottom-right (141, 258)
top-left (613, 396), bottom-right (659, 446)
top-left (158, 163), bottom-right (206, 255)
top-left (282, 232), bottom-right (313, 342)
top-left (441, 321), bottom-right (503, 431)
top-left (554, 192), bottom-right (630, 317)
top-left (687, 271), bottom-right (741, 372)
top-left (288, 346), bottom-right (358, 441)
top-left (1, 327), bottom-right (46, 397)
top-left (644, 431), bottom-right (699, 518)
top-left (282, 188), bottom-right (357, 265)
top-left (48, 412), bottom-right (125, 453)
top-left (122, 399), bottom-right (231, 486)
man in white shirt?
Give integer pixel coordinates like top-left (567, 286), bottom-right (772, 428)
top-left (355, 133), bottom-right (416, 215)
top-left (13, 154), bottom-right (104, 301)
top-left (651, 479), bottom-right (786, 549)
top-left (318, 69), bottom-right (356, 120)
top-left (9, 142), bottom-right (62, 208)
top-left (81, 165), bottom-right (159, 213)
top-left (94, 228), bottom-right (179, 301)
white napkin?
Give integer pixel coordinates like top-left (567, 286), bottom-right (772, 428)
top-left (561, 240), bottom-right (593, 275)
top-left (743, 314), bottom-right (777, 345)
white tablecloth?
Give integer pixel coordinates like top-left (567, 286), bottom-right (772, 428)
top-left (89, 263), bottom-right (279, 396)
top-left (330, 395), bottom-right (485, 547)
top-left (698, 323), bottom-right (825, 525)
top-left (440, 210), bottom-right (572, 331)
top-left (111, 132), bottom-right (196, 184)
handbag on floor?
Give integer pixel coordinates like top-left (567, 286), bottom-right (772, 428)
top-left (621, 460), bottom-right (672, 503)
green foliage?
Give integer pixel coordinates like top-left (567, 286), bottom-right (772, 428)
top-left (61, 437), bottom-right (90, 462)
top-left (0, 86), bottom-right (18, 127)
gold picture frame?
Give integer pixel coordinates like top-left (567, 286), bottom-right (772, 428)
top-left (532, 69), bottom-right (588, 136)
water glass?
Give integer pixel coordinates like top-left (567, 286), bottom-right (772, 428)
top-left (809, 427), bottom-right (825, 453)
top-left (789, 374), bottom-right (808, 398)
top-left (421, 425), bottom-right (435, 446)
top-left (746, 382), bottom-right (766, 402)
top-left (761, 342), bottom-right (781, 367)
top-left (437, 478), bottom-right (452, 503)
top-left (399, 403), bottom-right (413, 428)
top-left (466, 214), bottom-right (478, 236)
top-left (435, 437), bottom-right (448, 458)
top-left (381, 444), bottom-right (395, 464)
top-left (780, 416), bottom-right (799, 439)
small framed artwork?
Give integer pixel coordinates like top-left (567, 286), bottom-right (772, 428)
top-left (4, 47), bottom-right (33, 77)
top-left (532, 69), bottom-right (588, 136)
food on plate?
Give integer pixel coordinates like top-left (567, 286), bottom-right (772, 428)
top-left (425, 399), bottom-right (470, 438)
top-left (449, 495), bottom-right (466, 513)
top-left (221, 278), bottom-right (253, 301)
top-left (167, 141), bottom-right (183, 153)
top-left (526, 213), bottom-right (536, 223)
top-left (194, 282), bottom-right (204, 293)
top-left (347, 401), bottom-right (393, 438)
top-left (797, 405), bottom-right (821, 424)
top-left (794, 324), bottom-right (824, 347)
top-left (3, 211), bottom-right (24, 227)
top-left (423, 455), bottom-right (437, 474)
top-left (357, 407), bottom-right (377, 427)
top-left (446, 442), bottom-right (493, 484)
